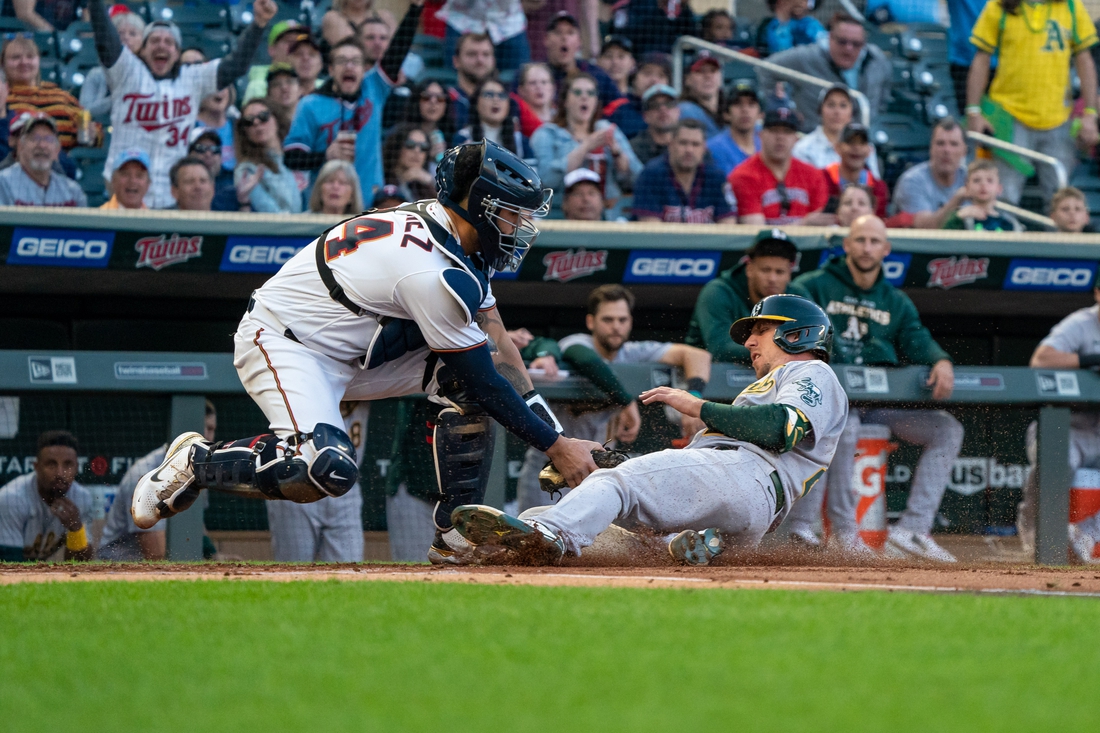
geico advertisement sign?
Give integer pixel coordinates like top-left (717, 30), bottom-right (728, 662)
top-left (624, 250), bottom-right (720, 284)
top-left (7, 227), bottom-right (115, 268)
top-left (220, 236), bottom-right (312, 272)
top-left (1004, 258), bottom-right (1096, 291)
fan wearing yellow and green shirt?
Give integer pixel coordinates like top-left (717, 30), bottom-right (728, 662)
top-left (966, 0), bottom-right (1099, 206)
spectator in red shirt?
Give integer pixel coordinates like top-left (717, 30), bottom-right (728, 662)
top-left (633, 119), bottom-right (737, 223)
top-left (822, 122), bottom-right (888, 218)
top-left (729, 102), bottom-right (830, 225)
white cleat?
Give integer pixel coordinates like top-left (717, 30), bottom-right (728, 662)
top-left (788, 524), bottom-right (824, 551)
top-left (828, 531), bottom-right (880, 562)
top-left (1069, 524), bottom-right (1100, 564)
top-left (131, 432), bottom-right (206, 529)
top-left (885, 527), bottom-right (957, 563)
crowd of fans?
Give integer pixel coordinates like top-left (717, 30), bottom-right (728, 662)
top-left (0, 0), bottom-right (1097, 232)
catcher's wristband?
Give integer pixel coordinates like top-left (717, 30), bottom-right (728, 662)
top-left (523, 390), bottom-right (564, 434)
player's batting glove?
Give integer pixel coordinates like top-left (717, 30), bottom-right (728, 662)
top-left (524, 390), bottom-right (564, 433)
top-left (539, 448), bottom-right (630, 500)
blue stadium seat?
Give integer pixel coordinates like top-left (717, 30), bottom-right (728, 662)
top-left (32, 30), bottom-right (59, 59)
top-left (71, 147), bottom-right (108, 205)
top-left (412, 33), bottom-right (445, 68)
top-left (732, 18), bottom-right (755, 49)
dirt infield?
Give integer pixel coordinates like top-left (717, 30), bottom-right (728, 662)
top-left (3, 559), bottom-right (1100, 597)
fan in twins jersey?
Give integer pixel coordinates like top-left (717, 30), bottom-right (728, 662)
top-left (89, 0), bottom-right (278, 208)
top-left (132, 141), bottom-right (604, 563)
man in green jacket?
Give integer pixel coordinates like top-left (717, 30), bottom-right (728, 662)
top-left (790, 214), bottom-right (963, 562)
top-left (685, 229), bottom-right (810, 364)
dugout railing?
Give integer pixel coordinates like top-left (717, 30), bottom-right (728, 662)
top-left (0, 349), bottom-right (1090, 565)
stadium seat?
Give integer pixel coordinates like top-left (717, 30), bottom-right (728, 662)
top-left (722, 57), bottom-right (758, 85)
top-left (57, 30), bottom-right (99, 65)
top-left (70, 147), bottom-right (108, 203)
top-left (32, 30), bottom-right (59, 59)
top-left (146, 0), bottom-right (230, 28)
top-left (412, 33), bottom-right (445, 68)
top-left (732, 18), bottom-right (755, 49)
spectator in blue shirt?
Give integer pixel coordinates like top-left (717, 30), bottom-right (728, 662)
top-left (755, 0), bottom-right (826, 57)
top-left (946, 0), bottom-right (990, 116)
top-left (707, 82), bottom-right (762, 177)
top-left (544, 12), bottom-right (622, 110)
top-left (633, 119), bottom-right (737, 223)
top-left (678, 54), bottom-right (725, 139)
top-left (284, 0), bottom-right (423, 208)
top-left (605, 51), bottom-right (672, 141)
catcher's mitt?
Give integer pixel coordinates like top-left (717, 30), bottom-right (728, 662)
top-left (539, 448), bottom-right (630, 499)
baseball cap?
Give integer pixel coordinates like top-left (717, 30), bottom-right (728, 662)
top-left (267, 62), bottom-right (299, 83)
top-left (563, 168), bottom-right (602, 192)
top-left (547, 10), bottom-right (580, 32)
top-left (601, 34), bottom-right (633, 56)
top-left (373, 184), bottom-right (409, 206)
top-left (143, 20), bottom-right (181, 48)
top-left (116, 148), bottom-right (151, 171)
top-left (689, 52), bottom-right (721, 73)
top-left (840, 122), bottom-right (870, 143)
top-left (727, 80), bottom-right (761, 105)
top-left (108, 3), bottom-right (134, 17)
top-left (289, 32), bottom-right (321, 54)
top-left (746, 228), bottom-right (798, 261)
top-left (10, 111), bottom-right (58, 136)
top-left (642, 83), bottom-right (678, 106)
top-left (762, 102), bottom-right (802, 130)
top-left (188, 127), bottom-right (222, 149)
top-left (636, 51), bottom-right (672, 79)
top-left (817, 83), bottom-right (851, 112)
top-left (268, 19), bottom-right (302, 47)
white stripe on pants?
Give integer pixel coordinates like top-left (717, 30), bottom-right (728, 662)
top-left (531, 447), bottom-right (777, 557)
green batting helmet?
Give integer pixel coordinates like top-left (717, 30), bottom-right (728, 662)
top-left (729, 294), bottom-right (833, 363)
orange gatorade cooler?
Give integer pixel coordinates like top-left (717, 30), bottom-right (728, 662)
top-left (852, 424), bottom-right (895, 550)
top-left (1070, 469), bottom-right (1100, 524)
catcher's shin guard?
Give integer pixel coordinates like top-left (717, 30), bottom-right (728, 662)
top-left (431, 407), bottom-right (495, 531)
top-left (192, 424), bottom-right (358, 504)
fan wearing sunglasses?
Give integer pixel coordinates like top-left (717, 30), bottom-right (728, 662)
top-left (234, 99), bottom-right (303, 213)
top-left (754, 11), bottom-right (892, 132)
top-left (729, 101), bottom-right (832, 225)
top-left (382, 123), bottom-right (437, 201)
top-left (453, 78), bottom-right (533, 158)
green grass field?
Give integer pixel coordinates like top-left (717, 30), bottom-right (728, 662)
top-left (1, 580), bottom-right (1098, 731)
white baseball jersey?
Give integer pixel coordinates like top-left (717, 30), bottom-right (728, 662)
top-left (99, 445), bottom-right (167, 548)
top-left (689, 360), bottom-right (849, 509)
top-left (104, 47), bottom-right (220, 208)
top-left (0, 473), bottom-right (93, 560)
top-left (1040, 303), bottom-right (1100, 433)
top-left (252, 201), bottom-right (496, 365)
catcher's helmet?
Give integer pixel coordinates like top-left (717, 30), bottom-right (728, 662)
top-left (729, 294), bottom-right (833, 363)
top-left (436, 141), bottom-right (552, 272)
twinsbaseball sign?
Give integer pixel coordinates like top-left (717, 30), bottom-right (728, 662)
top-left (135, 234), bottom-right (204, 270)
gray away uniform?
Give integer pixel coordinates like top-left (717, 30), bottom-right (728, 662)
top-left (527, 360), bottom-right (848, 557)
top-left (0, 473), bottom-right (93, 560)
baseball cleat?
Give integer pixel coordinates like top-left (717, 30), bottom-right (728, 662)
top-left (828, 531), bottom-right (880, 562)
top-left (787, 524), bottom-right (823, 551)
top-left (451, 505), bottom-right (564, 565)
top-left (885, 527), bottom-right (957, 563)
top-left (428, 528), bottom-right (476, 566)
top-left (1069, 524), bottom-right (1100, 564)
top-left (668, 528), bottom-right (724, 566)
top-left (131, 432), bottom-right (206, 529)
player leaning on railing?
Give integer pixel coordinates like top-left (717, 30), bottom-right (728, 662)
top-left (132, 141), bottom-right (604, 563)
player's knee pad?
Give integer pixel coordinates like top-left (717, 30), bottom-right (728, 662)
top-left (431, 406), bottom-right (494, 530)
top-left (305, 422), bottom-right (359, 499)
top-left (192, 424), bottom-right (358, 504)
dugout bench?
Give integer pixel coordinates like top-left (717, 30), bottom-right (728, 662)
top-left (0, 350), bottom-right (1090, 565)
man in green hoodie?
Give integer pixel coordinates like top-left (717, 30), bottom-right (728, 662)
top-left (790, 214), bottom-right (963, 562)
top-left (685, 229), bottom-right (810, 364)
